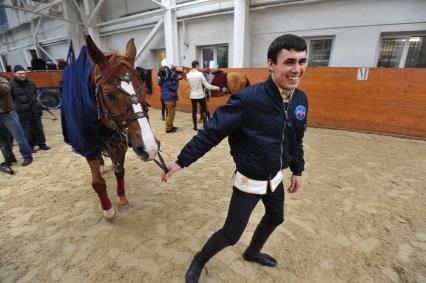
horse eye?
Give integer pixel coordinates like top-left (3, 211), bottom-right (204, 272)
top-left (106, 92), bottom-right (116, 100)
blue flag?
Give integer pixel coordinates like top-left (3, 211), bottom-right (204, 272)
top-left (66, 40), bottom-right (75, 64)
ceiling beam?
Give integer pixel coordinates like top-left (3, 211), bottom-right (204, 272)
top-left (0, 2), bottom-right (83, 25)
top-left (32, 0), bottom-right (63, 14)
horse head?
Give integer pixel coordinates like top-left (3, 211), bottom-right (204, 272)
top-left (86, 35), bottom-right (159, 161)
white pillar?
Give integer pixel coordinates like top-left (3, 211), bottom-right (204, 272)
top-left (83, 0), bottom-right (102, 47)
top-left (232, 0), bottom-right (249, 68)
top-left (162, 0), bottom-right (179, 66)
top-left (62, 0), bottom-right (84, 57)
top-left (0, 55), bottom-right (6, 72)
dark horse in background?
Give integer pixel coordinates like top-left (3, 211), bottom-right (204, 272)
top-left (61, 36), bottom-right (160, 219)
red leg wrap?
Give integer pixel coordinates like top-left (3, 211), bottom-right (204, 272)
top-left (97, 190), bottom-right (112, 211)
top-left (117, 178), bottom-right (125, 197)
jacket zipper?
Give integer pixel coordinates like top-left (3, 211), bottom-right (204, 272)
top-left (280, 100), bottom-right (286, 171)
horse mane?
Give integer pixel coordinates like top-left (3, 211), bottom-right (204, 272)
top-left (93, 50), bottom-right (138, 83)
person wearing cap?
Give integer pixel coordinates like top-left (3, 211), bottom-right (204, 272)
top-left (10, 65), bottom-right (50, 151)
top-left (0, 74), bottom-right (33, 166)
top-left (157, 59), bottom-right (179, 133)
top-left (161, 34), bottom-right (309, 283)
top-left (186, 60), bottom-right (220, 131)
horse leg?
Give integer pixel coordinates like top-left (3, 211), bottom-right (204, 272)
top-left (111, 139), bottom-right (129, 208)
top-left (87, 158), bottom-right (115, 219)
top-left (99, 154), bottom-right (105, 173)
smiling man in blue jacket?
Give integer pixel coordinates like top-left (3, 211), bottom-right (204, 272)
top-left (161, 34), bottom-right (309, 283)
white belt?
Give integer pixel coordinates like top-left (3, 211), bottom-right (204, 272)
top-left (233, 171), bottom-right (283, 195)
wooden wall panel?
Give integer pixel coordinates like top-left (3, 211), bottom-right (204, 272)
top-left (0, 71), bottom-right (63, 88)
top-left (301, 68), bottom-right (426, 138)
top-left (148, 67), bottom-right (426, 139)
top-left (2, 68), bottom-right (424, 138)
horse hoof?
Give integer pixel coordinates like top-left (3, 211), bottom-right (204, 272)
top-left (118, 203), bottom-right (130, 212)
top-left (103, 207), bottom-right (116, 219)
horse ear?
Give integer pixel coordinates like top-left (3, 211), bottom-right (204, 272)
top-left (126, 38), bottom-right (136, 65)
top-left (86, 35), bottom-right (107, 68)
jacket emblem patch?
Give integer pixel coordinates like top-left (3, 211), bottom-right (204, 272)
top-left (240, 176), bottom-right (249, 186)
top-left (295, 105), bottom-right (306, 120)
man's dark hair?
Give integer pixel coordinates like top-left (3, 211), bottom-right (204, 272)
top-left (191, 60), bottom-right (199, 68)
top-left (267, 34), bottom-right (307, 64)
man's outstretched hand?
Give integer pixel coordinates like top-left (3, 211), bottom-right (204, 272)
top-left (161, 162), bottom-right (182, 183)
top-left (287, 174), bottom-right (302, 193)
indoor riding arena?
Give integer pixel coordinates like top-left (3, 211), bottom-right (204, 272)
top-left (1, 1), bottom-right (425, 282)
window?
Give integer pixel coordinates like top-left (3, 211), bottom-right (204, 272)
top-left (377, 34), bottom-right (426, 68)
top-left (200, 45), bottom-right (228, 68)
top-left (306, 38), bottom-right (333, 67)
top-left (405, 36), bottom-right (426, 67)
top-left (377, 38), bottom-right (405, 67)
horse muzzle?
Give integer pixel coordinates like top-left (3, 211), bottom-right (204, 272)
top-left (130, 138), bottom-right (159, 161)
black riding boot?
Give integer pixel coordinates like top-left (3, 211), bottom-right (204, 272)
top-left (243, 218), bottom-right (279, 267)
top-left (192, 113), bottom-right (198, 131)
top-left (186, 230), bottom-right (230, 283)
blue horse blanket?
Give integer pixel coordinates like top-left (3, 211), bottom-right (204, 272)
top-left (61, 46), bottom-right (102, 159)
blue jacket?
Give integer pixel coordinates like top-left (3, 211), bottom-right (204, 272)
top-left (176, 75), bottom-right (308, 180)
top-left (160, 79), bottom-right (179, 102)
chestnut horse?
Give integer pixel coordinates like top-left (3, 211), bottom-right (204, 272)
top-left (62, 36), bottom-right (161, 219)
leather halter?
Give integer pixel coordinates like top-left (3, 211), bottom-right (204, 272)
top-left (94, 71), bottom-right (148, 134)
top-left (94, 71), bottom-right (169, 173)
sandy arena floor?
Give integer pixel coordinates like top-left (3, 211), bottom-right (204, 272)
top-left (0, 108), bottom-right (425, 283)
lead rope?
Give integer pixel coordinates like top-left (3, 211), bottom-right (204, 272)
top-left (154, 151), bottom-right (169, 173)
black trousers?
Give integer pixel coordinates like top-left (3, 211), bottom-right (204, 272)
top-left (160, 97), bottom-right (166, 119)
top-left (196, 183), bottom-right (285, 265)
top-left (222, 182), bottom-right (285, 246)
top-left (191, 98), bottom-right (207, 128)
top-left (21, 118), bottom-right (47, 149)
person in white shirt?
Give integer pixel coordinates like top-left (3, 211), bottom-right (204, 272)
top-left (186, 60), bottom-right (220, 131)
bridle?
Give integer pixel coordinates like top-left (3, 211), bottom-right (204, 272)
top-left (94, 69), bottom-right (169, 173)
top-left (94, 71), bottom-right (147, 132)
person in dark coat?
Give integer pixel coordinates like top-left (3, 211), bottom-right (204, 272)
top-left (10, 65), bottom-right (50, 151)
top-left (158, 61), bottom-right (179, 133)
top-left (0, 74), bottom-right (33, 166)
top-left (31, 54), bottom-right (47, 70)
top-left (161, 34), bottom-right (309, 283)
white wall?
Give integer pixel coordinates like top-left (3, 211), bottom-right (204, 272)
top-left (250, 0), bottom-right (426, 67)
top-left (103, 26), bottom-right (166, 69)
top-left (1, 0), bottom-right (426, 71)
top-left (179, 14), bottom-right (234, 67)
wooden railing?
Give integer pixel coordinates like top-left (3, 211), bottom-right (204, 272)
top-left (2, 68), bottom-right (425, 139)
top-left (148, 67), bottom-right (426, 139)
